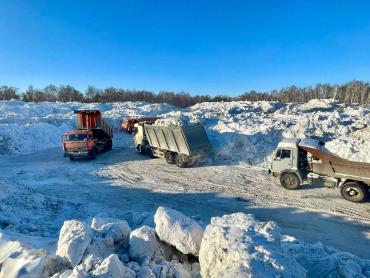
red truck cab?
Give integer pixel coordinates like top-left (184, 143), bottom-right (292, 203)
top-left (62, 130), bottom-right (96, 160)
top-left (62, 110), bottom-right (113, 161)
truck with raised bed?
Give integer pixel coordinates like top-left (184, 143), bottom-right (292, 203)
top-left (62, 110), bottom-right (113, 161)
top-left (121, 117), bottom-right (161, 134)
top-left (133, 123), bottom-right (210, 167)
top-left (269, 138), bottom-right (370, 202)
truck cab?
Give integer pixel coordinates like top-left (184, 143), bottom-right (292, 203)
top-left (62, 110), bottom-right (113, 161)
top-left (133, 123), bottom-right (152, 155)
top-left (270, 138), bottom-right (309, 189)
top-left (62, 130), bottom-right (95, 160)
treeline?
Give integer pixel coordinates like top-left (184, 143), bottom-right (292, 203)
top-left (1, 80), bottom-right (370, 107)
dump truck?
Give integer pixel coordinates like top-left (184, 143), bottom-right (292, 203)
top-left (121, 117), bottom-right (161, 134)
top-left (62, 110), bottom-right (113, 161)
top-left (134, 123), bottom-right (210, 167)
top-left (270, 138), bottom-right (370, 202)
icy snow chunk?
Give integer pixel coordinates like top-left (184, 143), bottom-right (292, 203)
top-left (129, 225), bottom-right (170, 262)
top-left (56, 220), bottom-right (92, 267)
top-left (299, 98), bottom-right (338, 111)
top-left (199, 213), bottom-right (306, 278)
top-left (0, 236), bottom-right (47, 278)
top-left (258, 101), bottom-right (284, 114)
top-left (137, 265), bottom-right (156, 277)
top-left (84, 236), bottom-right (115, 261)
top-left (44, 255), bottom-right (72, 277)
top-left (282, 240), bottom-right (370, 277)
top-left (154, 207), bottom-right (204, 256)
top-left (91, 217), bottom-right (131, 244)
top-left (92, 254), bottom-right (135, 278)
top-left (59, 266), bottom-right (87, 278)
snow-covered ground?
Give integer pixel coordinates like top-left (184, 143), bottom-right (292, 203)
top-left (0, 99), bottom-right (370, 277)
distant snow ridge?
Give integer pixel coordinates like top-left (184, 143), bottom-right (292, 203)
top-left (1, 99), bottom-right (369, 163)
top-left (1, 207), bottom-right (369, 277)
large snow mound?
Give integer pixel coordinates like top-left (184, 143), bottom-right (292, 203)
top-left (154, 100), bottom-right (370, 164)
top-left (1, 208), bottom-right (370, 277)
top-left (199, 213), bottom-right (306, 278)
top-left (0, 100), bottom-right (174, 155)
top-left (1, 99), bottom-right (369, 163)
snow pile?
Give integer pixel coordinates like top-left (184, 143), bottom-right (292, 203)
top-left (1, 207), bottom-right (370, 277)
top-left (325, 126), bottom-right (370, 163)
top-left (1, 99), bottom-right (369, 163)
top-left (0, 234), bottom-right (47, 278)
top-left (154, 206), bottom-right (204, 256)
top-left (0, 100), bottom-right (175, 155)
top-left (156, 100), bottom-right (370, 164)
top-left (199, 213), bottom-right (306, 277)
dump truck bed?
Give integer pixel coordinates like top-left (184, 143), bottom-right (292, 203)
top-left (75, 110), bottom-right (113, 139)
top-left (299, 140), bottom-right (370, 183)
top-left (144, 124), bottom-right (209, 156)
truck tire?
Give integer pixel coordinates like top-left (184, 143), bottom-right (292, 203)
top-left (280, 172), bottom-right (300, 190)
top-left (341, 182), bottom-right (368, 203)
top-left (165, 152), bottom-right (175, 164)
top-left (69, 156), bottom-right (76, 161)
top-left (138, 144), bottom-right (146, 155)
top-left (105, 139), bottom-right (112, 151)
top-left (175, 154), bottom-right (188, 168)
top-left (89, 149), bottom-right (97, 160)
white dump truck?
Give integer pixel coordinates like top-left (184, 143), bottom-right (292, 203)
top-left (270, 138), bottom-right (370, 202)
top-left (134, 123), bottom-right (210, 167)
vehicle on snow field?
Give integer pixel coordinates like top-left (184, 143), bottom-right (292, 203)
top-left (62, 110), bottom-right (113, 161)
top-left (121, 117), bottom-right (161, 134)
top-left (133, 123), bottom-right (210, 167)
top-left (269, 138), bottom-right (370, 203)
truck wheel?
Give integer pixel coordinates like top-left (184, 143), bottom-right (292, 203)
top-left (138, 144), bottom-right (146, 155)
top-left (341, 182), bottom-right (368, 203)
top-left (280, 173), bottom-right (300, 190)
top-left (89, 149), bottom-right (97, 160)
top-left (175, 154), bottom-right (188, 168)
top-left (69, 156), bottom-right (76, 161)
top-left (105, 139), bottom-right (112, 151)
top-left (165, 152), bottom-right (175, 164)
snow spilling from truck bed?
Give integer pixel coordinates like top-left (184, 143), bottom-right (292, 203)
top-left (1, 99), bottom-right (369, 163)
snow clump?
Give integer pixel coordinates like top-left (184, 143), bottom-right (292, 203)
top-left (154, 206), bottom-right (204, 256)
top-left (56, 220), bottom-right (92, 267)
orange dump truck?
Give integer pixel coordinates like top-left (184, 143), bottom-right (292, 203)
top-left (62, 110), bottom-right (113, 161)
top-left (121, 117), bottom-right (160, 134)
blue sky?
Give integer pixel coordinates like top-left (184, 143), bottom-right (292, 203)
top-left (1, 0), bottom-right (370, 96)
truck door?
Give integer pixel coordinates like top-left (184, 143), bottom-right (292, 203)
top-left (272, 148), bottom-right (293, 174)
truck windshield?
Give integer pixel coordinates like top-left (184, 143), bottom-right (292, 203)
top-left (66, 134), bottom-right (88, 142)
top-left (276, 149), bottom-right (291, 159)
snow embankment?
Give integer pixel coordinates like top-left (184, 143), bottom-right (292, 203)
top-left (1, 99), bottom-right (369, 163)
top-left (155, 99), bottom-right (370, 164)
top-left (1, 206), bottom-right (369, 278)
top-left (0, 100), bottom-right (175, 155)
